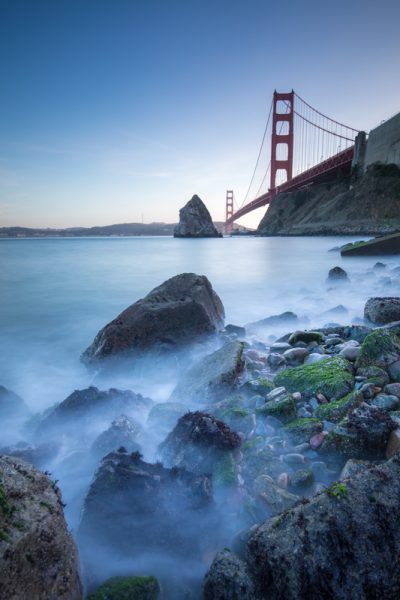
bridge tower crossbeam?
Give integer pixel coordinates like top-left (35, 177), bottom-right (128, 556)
top-left (225, 190), bottom-right (234, 233)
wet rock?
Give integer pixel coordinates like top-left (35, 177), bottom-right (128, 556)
top-left (174, 195), bottom-right (222, 238)
top-left (327, 266), bottom-right (348, 281)
top-left (246, 312), bottom-right (298, 334)
top-left (339, 458), bottom-right (371, 479)
top-left (369, 393), bottom-right (400, 412)
top-left (87, 576), bottom-right (160, 600)
top-left (242, 378), bottom-right (274, 398)
top-left (356, 365), bottom-right (390, 386)
top-left (314, 390), bottom-right (363, 423)
top-left (171, 341), bottom-right (245, 404)
top-left (304, 353), bottom-right (329, 365)
top-left (205, 454), bottom-right (400, 600)
top-left (269, 342), bottom-right (292, 354)
top-left (283, 418), bottom-right (323, 444)
top-left (267, 352), bottom-right (286, 368)
top-left (36, 387), bottom-right (152, 439)
top-left (323, 404), bottom-right (398, 458)
top-left (203, 550), bottom-right (256, 600)
top-left (288, 330), bottom-right (324, 345)
top-left (283, 347), bottom-right (309, 365)
top-left (388, 360), bottom-right (400, 381)
top-left (0, 456), bottom-right (82, 600)
top-left (256, 392), bottom-right (296, 423)
top-left (274, 356), bottom-right (354, 401)
top-left (290, 468), bottom-right (314, 488)
top-left (386, 429), bottom-right (400, 458)
top-left (91, 415), bottom-right (142, 458)
top-left (384, 382), bottom-right (400, 397)
top-left (0, 385), bottom-right (30, 426)
top-left (146, 402), bottom-right (187, 437)
top-left (364, 297), bottom-right (400, 324)
top-left (79, 451), bottom-right (213, 568)
top-left (356, 326), bottom-right (400, 370)
top-left (253, 475), bottom-right (298, 514)
top-left (338, 343), bottom-right (360, 361)
top-left (82, 273), bottom-right (225, 364)
top-left (159, 411), bottom-right (241, 476)
top-left (309, 431), bottom-right (327, 449)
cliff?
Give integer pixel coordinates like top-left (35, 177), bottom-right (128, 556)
top-left (257, 163), bottom-right (400, 236)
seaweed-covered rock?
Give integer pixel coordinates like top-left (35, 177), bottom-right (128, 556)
top-left (174, 195), bottom-right (222, 238)
top-left (356, 326), bottom-right (400, 370)
top-left (87, 576), bottom-right (160, 600)
top-left (36, 387), bottom-right (151, 439)
top-left (79, 450), bottom-right (213, 570)
top-left (171, 341), bottom-right (245, 404)
top-left (364, 297), bottom-right (400, 324)
top-left (322, 404), bottom-right (398, 458)
top-left (0, 456), bottom-right (82, 600)
top-left (159, 411), bottom-right (241, 476)
top-left (205, 454), bottom-right (400, 599)
top-left (82, 273), bottom-right (225, 364)
top-left (274, 356), bottom-right (354, 401)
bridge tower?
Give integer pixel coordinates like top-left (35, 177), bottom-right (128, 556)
top-left (270, 90), bottom-right (294, 190)
top-left (225, 190), bottom-right (234, 234)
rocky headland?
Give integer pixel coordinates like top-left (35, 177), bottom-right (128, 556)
top-left (3, 269), bottom-right (400, 598)
top-left (257, 163), bottom-right (400, 236)
top-left (174, 195), bottom-right (222, 238)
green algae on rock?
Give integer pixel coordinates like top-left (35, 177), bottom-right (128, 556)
top-left (314, 391), bottom-right (363, 423)
top-left (283, 417), bottom-right (323, 443)
top-left (356, 326), bottom-right (400, 370)
top-left (255, 393), bottom-right (296, 423)
top-left (87, 576), bottom-right (160, 600)
top-left (274, 356), bottom-right (354, 400)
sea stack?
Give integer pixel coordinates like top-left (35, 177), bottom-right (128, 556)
top-left (174, 194), bottom-right (222, 238)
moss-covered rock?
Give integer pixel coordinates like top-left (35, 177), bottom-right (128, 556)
top-left (288, 330), bottom-right (324, 345)
top-left (274, 356), bottom-right (354, 401)
top-left (242, 378), bottom-right (274, 398)
top-left (314, 391), bottom-right (363, 423)
top-left (356, 327), bottom-right (400, 370)
top-left (255, 394), bottom-right (296, 423)
top-left (356, 365), bottom-right (390, 386)
top-left (283, 418), bottom-right (323, 444)
top-left (87, 575), bottom-right (160, 600)
top-left (213, 453), bottom-right (238, 488)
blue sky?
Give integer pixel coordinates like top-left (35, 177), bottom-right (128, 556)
top-left (1, 0), bottom-right (400, 228)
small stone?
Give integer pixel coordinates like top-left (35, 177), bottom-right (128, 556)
top-left (283, 347), bottom-right (309, 365)
top-left (339, 345), bottom-right (360, 361)
top-left (389, 360), bottom-right (400, 382)
top-left (270, 342), bottom-right (292, 354)
top-left (290, 468), bottom-right (314, 488)
top-left (267, 353), bottom-right (287, 368)
top-left (283, 453), bottom-right (306, 465)
top-left (266, 387), bottom-right (287, 402)
top-left (292, 392), bottom-right (302, 402)
top-left (277, 472), bottom-right (290, 488)
top-left (370, 394), bottom-right (400, 412)
top-left (309, 431), bottom-right (327, 449)
top-left (304, 353), bottom-right (329, 365)
top-left (384, 383), bottom-right (400, 398)
top-left (316, 393), bottom-right (328, 404)
top-left (386, 429), bottom-right (400, 459)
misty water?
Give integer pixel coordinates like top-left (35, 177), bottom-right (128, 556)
top-left (1, 234), bottom-right (399, 597)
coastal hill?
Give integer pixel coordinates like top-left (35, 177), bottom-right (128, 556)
top-left (257, 163), bottom-right (400, 236)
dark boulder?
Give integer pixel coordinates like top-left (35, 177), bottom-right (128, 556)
top-left (81, 273), bottom-right (225, 365)
top-left (327, 266), bottom-right (348, 282)
top-left (0, 456), bottom-right (82, 600)
top-left (341, 231), bottom-right (400, 256)
top-left (364, 297), bottom-right (400, 324)
top-left (78, 450), bottom-right (214, 568)
top-left (203, 550), bottom-right (256, 600)
top-left (204, 454), bottom-right (400, 600)
top-left (159, 411), bottom-right (242, 476)
top-left (36, 387), bottom-right (151, 439)
top-left (174, 195), bottom-right (222, 238)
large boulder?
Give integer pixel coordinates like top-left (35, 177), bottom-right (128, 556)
top-left (81, 273), bottom-right (225, 365)
top-left (78, 450), bottom-right (214, 569)
top-left (204, 454), bottom-right (400, 599)
top-left (174, 195), bottom-right (222, 238)
top-left (364, 297), bottom-right (400, 324)
top-left (0, 455), bottom-right (82, 600)
top-left (356, 326), bottom-right (400, 370)
top-left (341, 231), bottom-right (400, 256)
top-left (170, 341), bottom-right (245, 404)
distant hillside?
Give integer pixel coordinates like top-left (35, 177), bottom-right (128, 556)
top-left (0, 221), bottom-right (252, 238)
top-left (257, 163), bottom-right (400, 236)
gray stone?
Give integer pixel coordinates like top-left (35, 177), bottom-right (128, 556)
top-left (327, 266), bottom-right (349, 281)
top-left (81, 273), bottom-right (225, 365)
top-left (174, 194), bottom-right (222, 238)
top-left (384, 382), bottom-right (400, 397)
top-left (364, 297), bottom-right (400, 324)
top-left (269, 342), bottom-right (292, 354)
top-left (283, 347), bottom-right (309, 365)
top-left (0, 456), bottom-right (82, 600)
top-left (339, 344), bottom-right (360, 361)
top-left (203, 550), bottom-right (256, 600)
top-left (369, 393), bottom-right (400, 412)
top-left (389, 360), bottom-right (400, 381)
top-left (267, 352), bottom-right (286, 368)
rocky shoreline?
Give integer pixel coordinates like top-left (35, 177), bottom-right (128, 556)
top-left (2, 269), bottom-right (400, 598)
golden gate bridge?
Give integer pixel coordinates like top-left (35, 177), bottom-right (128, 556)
top-left (225, 90), bottom-right (362, 232)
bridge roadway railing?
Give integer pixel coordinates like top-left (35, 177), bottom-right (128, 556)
top-left (226, 145), bottom-right (354, 225)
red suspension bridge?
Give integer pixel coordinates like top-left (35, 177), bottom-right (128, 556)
top-left (225, 90), bottom-right (362, 232)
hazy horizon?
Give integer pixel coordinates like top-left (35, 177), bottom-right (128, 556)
top-left (1, 0), bottom-right (400, 229)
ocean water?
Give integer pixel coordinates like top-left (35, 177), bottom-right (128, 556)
top-left (0, 234), bottom-right (398, 412)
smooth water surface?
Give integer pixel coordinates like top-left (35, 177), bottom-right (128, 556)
top-left (0, 235), bottom-right (398, 410)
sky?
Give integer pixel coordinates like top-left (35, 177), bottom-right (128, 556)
top-left (1, 0), bottom-right (400, 229)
